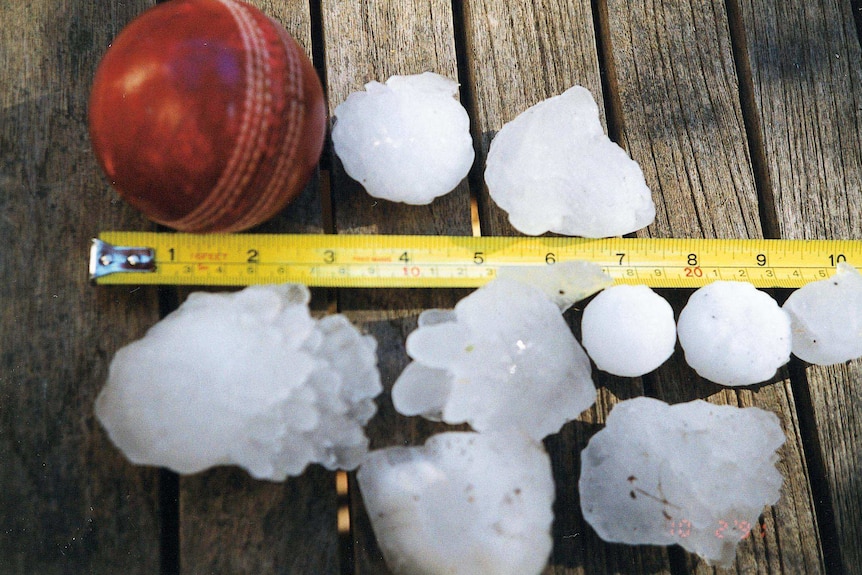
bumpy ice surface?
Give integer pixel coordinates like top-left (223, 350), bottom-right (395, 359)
top-left (484, 85), bottom-right (655, 237)
top-left (392, 277), bottom-right (595, 440)
top-left (580, 397), bottom-right (785, 567)
top-left (782, 263), bottom-right (862, 365)
top-left (677, 281), bottom-right (791, 386)
top-left (358, 431), bottom-right (554, 575)
top-left (95, 284), bottom-right (381, 480)
top-left (331, 72), bottom-right (474, 204)
top-left (581, 285), bottom-right (676, 377)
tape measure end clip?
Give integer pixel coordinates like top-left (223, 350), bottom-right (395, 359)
top-left (89, 239), bottom-right (156, 282)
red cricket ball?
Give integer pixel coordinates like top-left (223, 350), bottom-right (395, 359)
top-left (88, 0), bottom-right (327, 232)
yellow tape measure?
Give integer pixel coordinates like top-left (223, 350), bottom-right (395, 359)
top-left (90, 231), bottom-right (861, 288)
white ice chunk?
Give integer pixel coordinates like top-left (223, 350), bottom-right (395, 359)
top-left (332, 72), bottom-right (474, 204)
top-left (497, 260), bottom-right (613, 311)
top-left (677, 281), bottom-right (791, 386)
top-left (579, 397), bottom-right (785, 567)
top-left (95, 284), bottom-right (382, 480)
top-left (582, 285), bottom-right (676, 377)
top-left (484, 85), bottom-right (655, 237)
top-left (782, 263), bottom-right (862, 365)
top-left (358, 431), bottom-right (554, 575)
top-left (393, 278), bottom-right (596, 440)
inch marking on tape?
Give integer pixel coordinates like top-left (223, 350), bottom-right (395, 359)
top-left (90, 231), bottom-right (861, 288)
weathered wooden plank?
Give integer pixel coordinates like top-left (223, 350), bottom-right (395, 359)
top-left (738, 0), bottom-right (862, 571)
top-left (0, 1), bottom-right (163, 573)
top-left (605, 0), bottom-right (823, 572)
top-left (461, 2), bottom-right (672, 573)
top-left (320, 2), bottom-right (474, 573)
top-left (174, 2), bottom-right (340, 574)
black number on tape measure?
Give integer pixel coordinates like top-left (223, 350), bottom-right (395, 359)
top-left (687, 253), bottom-right (698, 266)
top-left (829, 254), bottom-right (847, 266)
top-left (545, 252), bottom-right (556, 264)
top-left (756, 253), bottom-right (767, 266)
top-left (168, 248), bottom-right (176, 261)
top-left (616, 253), bottom-right (626, 265)
top-left (474, 252), bottom-right (484, 265)
top-left (399, 251), bottom-right (410, 264)
top-left (323, 250), bottom-right (336, 264)
top-left (247, 249), bottom-right (260, 264)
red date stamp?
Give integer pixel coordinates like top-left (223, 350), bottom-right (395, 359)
top-left (668, 519), bottom-right (767, 541)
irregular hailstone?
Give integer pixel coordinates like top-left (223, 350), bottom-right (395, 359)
top-left (358, 431), bottom-right (554, 575)
top-left (484, 85), bottom-right (655, 237)
top-left (497, 260), bottom-right (613, 312)
top-left (392, 277), bottom-right (595, 440)
top-left (331, 72), bottom-right (474, 204)
top-left (95, 284), bottom-right (381, 481)
top-left (677, 281), bottom-right (791, 386)
top-left (782, 262), bottom-right (862, 365)
top-left (581, 285), bottom-right (676, 377)
top-left (580, 397), bottom-right (785, 567)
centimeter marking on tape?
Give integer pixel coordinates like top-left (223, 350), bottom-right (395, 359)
top-left (90, 231), bottom-right (861, 288)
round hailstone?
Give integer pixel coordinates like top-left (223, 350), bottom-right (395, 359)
top-left (782, 263), bottom-right (862, 365)
top-left (581, 285), bottom-right (676, 377)
top-left (358, 431), bottom-right (554, 575)
top-left (331, 72), bottom-right (474, 204)
top-left (579, 396), bottom-right (785, 567)
top-left (676, 281), bottom-right (791, 386)
top-left (484, 85), bottom-right (655, 237)
top-left (95, 284), bottom-right (381, 480)
top-left (391, 277), bottom-right (596, 440)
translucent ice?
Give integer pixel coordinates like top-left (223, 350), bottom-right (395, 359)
top-left (358, 431), bottom-right (554, 575)
top-left (677, 281), bottom-right (791, 386)
top-left (95, 284), bottom-right (381, 480)
top-left (332, 72), bottom-right (474, 204)
top-left (582, 285), bottom-right (676, 377)
top-left (484, 85), bottom-right (655, 237)
top-left (497, 260), bottom-right (612, 312)
top-left (783, 263), bottom-right (862, 364)
top-left (392, 277), bottom-right (595, 440)
top-left (579, 397), bottom-right (785, 567)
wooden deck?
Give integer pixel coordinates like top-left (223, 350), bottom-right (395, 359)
top-left (2, 0), bottom-right (861, 573)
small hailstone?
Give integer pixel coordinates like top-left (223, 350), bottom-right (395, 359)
top-left (392, 277), bottom-right (595, 440)
top-left (677, 281), bottom-right (791, 386)
top-left (579, 396), bottom-right (785, 567)
top-left (497, 260), bottom-right (613, 311)
top-left (581, 285), bottom-right (676, 377)
top-left (782, 263), bottom-right (862, 365)
top-left (331, 72), bottom-right (474, 204)
top-left (95, 284), bottom-right (381, 481)
top-left (484, 85), bottom-right (655, 237)
top-left (358, 431), bottom-right (554, 575)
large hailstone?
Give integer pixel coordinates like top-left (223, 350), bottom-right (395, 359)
top-left (782, 263), bottom-right (862, 365)
top-left (358, 431), bottom-right (554, 575)
top-left (581, 285), bottom-right (676, 377)
top-left (580, 397), bottom-right (785, 567)
top-left (677, 281), bottom-right (791, 386)
top-left (392, 277), bottom-right (596, 440)
top-left (484, 85), bottom-right (655, 237)
top-left (95, 284), bottom-right (381, 480)
top-left (331, 72), bottom-right (474, 204)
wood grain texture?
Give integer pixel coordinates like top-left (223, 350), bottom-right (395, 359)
top-left (604, 0), bottom-right (823, 572)
top-left (739, 0), bottom-right (862, 571)
top-left (321, 1), bottom-right (473, 573)
top-left (461, 2), bottom-right (671, 573)
top-left (0, 1), bottom-right (163, 573)
top-left (175, 2), bottom-right (340, 574)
